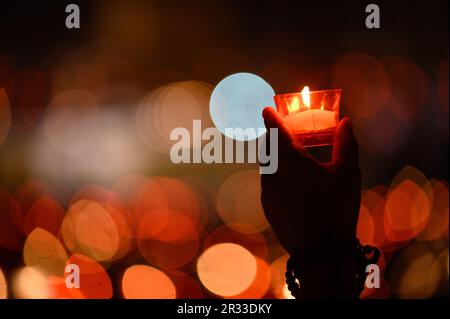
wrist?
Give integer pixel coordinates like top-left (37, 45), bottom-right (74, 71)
top-left (285, 238), bottom-right (380, 299)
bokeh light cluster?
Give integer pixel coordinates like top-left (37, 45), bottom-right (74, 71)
top-left (0, 161), bottom-right (447, 299)
top-left (0, 2), bottom-right (448, 298)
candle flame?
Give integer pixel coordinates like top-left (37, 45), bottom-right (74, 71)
top-left (288, 96), bottom-right (300, 113)
top-left (301, 86), bottom-right (310, 108)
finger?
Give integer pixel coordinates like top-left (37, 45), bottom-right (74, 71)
top-left (262, 106), bottom-right (317, 170)
top-left (331, 117), bottom-right (359, 171)
top-left (262, 107), bottom-right (294, 145)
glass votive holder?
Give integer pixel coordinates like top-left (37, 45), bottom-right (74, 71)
top-left (273, 87), bottom-right (341, 147)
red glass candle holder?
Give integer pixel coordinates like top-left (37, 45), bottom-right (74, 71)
top-left (273, 87), bottom-right (341, 147)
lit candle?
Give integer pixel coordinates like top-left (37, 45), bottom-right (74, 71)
top-left (284, 86), bottom-right (336, 132)
top-left (273, 86), bottom-right (341, 147)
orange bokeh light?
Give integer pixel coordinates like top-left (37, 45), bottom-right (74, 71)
top-left (23, 228), bottom-right (68, 278)
top-left (69, 186), bottom-right (133, 260)
top-left (418, 180), bottom-right (449, 241)
top-left (65, 254), bottom-right (113, 299)
top-left (197, 243), bottom-right (257, 297)
top-left (361, 190), bottom-right (387, 247)
top-left (357, 204), bottom-right (375, 246)
top-left (12, 266), bottom-right (50, 299)
top-left (24, 195), bottom-right (64, 237)
top-left (61, 199), bottom-right (120, 262)
top-left (11, 178), bottom-right (53, 236)
top-left (216, 170), bottom-right (269, 234)
top-left (269, 254), bottom-right (289, 299)
top-left (69, 184), bottom-right (125, 211)
top-left (0, 268), bottom-right (7, 299)
top-left (138, 235), bottom-right (199, 270)
top-left (203, 225), bottom-right (268, 260)
top-left (166, 270), bottom-right (204, 299)
top-left (122, 265), bottom-right (176, 299)
top-left (46, 276), bottom-right (73, 299)
top-left (227, 257), bottom-right (271, 299)
top-left (133, 177), bottom-right (202, 241)
top-left (384, 179), bottom-right (431, 242)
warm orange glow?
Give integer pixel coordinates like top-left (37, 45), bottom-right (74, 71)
top-left (357, 204), bottom-right (375, 245)
top-left (12, 266), bottom-right (50, 299)
top-left (166, 270), bottom-right (204, 298)
top-left (23, 228), bottom-right (68, 278)
top-left (301, 86), bottom-right (310, 108)
top-left (418, 180), bottom-right (449, 241)
top-left (179, 176), bottom-right (213, 231)
top-left (69, 185), bottom-right (124, 212)
top-left (227, 257), bottom-right (271, 299)
top-left (197, 243), bottom-right (257, 297)
top-left (1, 19), bottom-right (449, 302)
top-left (24, 195), bottom-right (64, 236)
top-left (360, 278), bottom-right (391, 299)
top-left (47, 276), bottom-right (73, 299)
top-left (216, 170), bottom-right (269, 234)
top-left (384, 179), bottom-right (431, 242)
top-left (62, 199), bottom-right (120, 262)
top-left (282, 283), bottom-right (295, 299)
top-left (288, 96), bottom-right (300, 113)
top-left (361, 190), bottom-right (387, 247)
top-left (144, 209), bottom-right (197, 242)
top-left (112, 174), bottom-right (150, 206)
top-left (67, 186), bottom-right (132, 261)
top-left (122, 265), bottom-right (176, 299)
top-left (203, 225), bottom-right (268, 260)
top-left (0, 268), bottom-right (7, 299)
top-left (269, 254), bottom-right (291, 299)
top-left (65, 254), bottom-right (113, 299)
top-left (75, 203), bottom-right (119, 261)
top-left (12, 178), bottom-right (53, 235)
top-left (138, 235), bottom-right (199, 270)
top-left (133, 177), bottom-right (202, 240)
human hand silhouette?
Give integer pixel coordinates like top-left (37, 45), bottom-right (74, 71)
top-left (261, 107), bottom-right (361, 255)
top-left (260, 107), bottom-right (362, 297)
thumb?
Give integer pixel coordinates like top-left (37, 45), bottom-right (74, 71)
top-left (262, 106), bottom-right (294, 146)
top-left (331, 117), bottom-right (359, 171)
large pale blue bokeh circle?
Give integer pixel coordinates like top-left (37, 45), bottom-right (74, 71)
top-left (209, 73), bottom-right (276, 141)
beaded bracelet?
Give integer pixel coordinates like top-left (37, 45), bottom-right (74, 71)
top-left (285, 238), bottom-right (380, 298)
